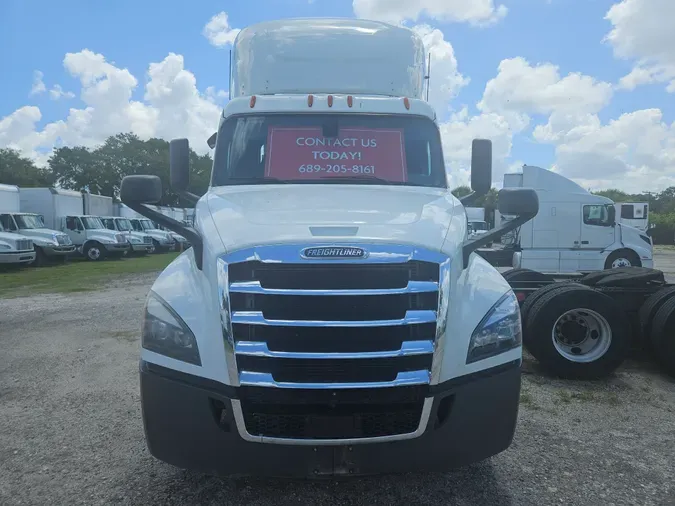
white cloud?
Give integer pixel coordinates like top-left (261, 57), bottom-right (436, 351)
top-left (605, 0), bottom-right (675, 92)
top-left (534, 109), bottom-right (675, 190)
top-left (30, 70), bottom-right (46, 95)
top-left (412, 25), bottom-right (469, 117)
top-left (353, 0), bottom-right (507, 26)
top-left (478, 57), bottom-right (613, 131)
top-left (438, 107), bottom-right (517, 188)
top-left (49, 85), bottom-right (75, 101)
top-left (0, 50), bottom-right (227, 164)
top-left (203, 12), bottom-right (240, 47)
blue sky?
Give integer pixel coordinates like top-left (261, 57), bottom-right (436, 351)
top-left (1, 0), bottom-right (673, 191)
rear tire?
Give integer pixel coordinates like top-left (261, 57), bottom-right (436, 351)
top-left (649, 296), bottom-right (675, 377)
top-left (638, 286), bottom-right (675, 342)
top-left (524, 286), bottom-right (630, 379)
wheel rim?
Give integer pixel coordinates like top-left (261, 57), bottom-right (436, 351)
top-left (551, 308), bottom-right (612, 363)
top-left (611, 257), bottom-right (632, 268)
top-left (88, 247), bottom-right (101, 260)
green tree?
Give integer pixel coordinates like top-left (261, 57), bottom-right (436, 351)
top-left (0, 148), bottom-right (54, 187)
top-left (47, 133), bottom-right (212, 205)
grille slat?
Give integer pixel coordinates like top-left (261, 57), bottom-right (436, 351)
top-left (223, 245), bottom-right (446, 441)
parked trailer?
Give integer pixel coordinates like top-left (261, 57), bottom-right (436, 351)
top-left (503, 267), bottom-right (675, 379)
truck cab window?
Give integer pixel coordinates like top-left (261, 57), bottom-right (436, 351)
top-left (102, 219), bottom-right (115, 230)
top-left (0, 214), bottom-right (17, 231)
top-left (583, 205), bottom-right (611, 227)
top-left (620, 204), bottom-right (634, 219)
top-left (66, 216), bottom-right (82, 231)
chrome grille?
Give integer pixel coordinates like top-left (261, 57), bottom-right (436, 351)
top-left (220, 244), bottom-right (450, 443)
top-left (16, 239), bottom-right (33, 251)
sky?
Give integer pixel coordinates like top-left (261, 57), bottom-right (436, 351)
top-left (1, 0), bottom-right (674, 192)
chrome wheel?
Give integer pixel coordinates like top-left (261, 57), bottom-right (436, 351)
top-left (552, 308), bottom-right (612, 363)
top-left (611, 257), bottom-right (632, 268)
top-left (87, 246), bottom-right (102, 261)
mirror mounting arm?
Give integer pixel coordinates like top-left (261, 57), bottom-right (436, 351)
top-left (459, 191), bottom-right (485, 207)
top-left (123, 201), bottom-right (204, 271)
top-left (180, 191), bottom-right (200, 205)
top-left (462, 212), bottom-right (535, 268)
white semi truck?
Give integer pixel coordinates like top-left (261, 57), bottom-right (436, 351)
top-left (0, 183), bottom-right (74, 265)
top-left (120, 18), bottom-right (540, 477)
top-left (20, 188), bottom-right (130, 261)
top-left (484, 166), bottom-right (653, 273)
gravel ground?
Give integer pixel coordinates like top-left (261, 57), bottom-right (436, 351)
top-left (1, 261), bottom-right (675, 506)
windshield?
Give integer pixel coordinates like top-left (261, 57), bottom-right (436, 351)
top-left (82, 217), bottom-right (104, 230)
top-left (140, 219), bottom-right (155, 231)
top-left (211, 113), bottom-right (447, 188)
top-left (15, 214), bottom-right (45, 229)
top-left (129, 219), bottom-right (143, 232)
top-left (114, 218), bottom-right (132, 231)
top-left (101, 218), bottom-right (116, 231)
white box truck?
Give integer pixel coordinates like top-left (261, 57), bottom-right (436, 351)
top-left (0, 183), bottom-right (76, 265)
top-left (496, 166), bottom-right (653, 273)
top-left (119, 18), bottom-right (540, 478)
top-left (20, 188), bottom-right (130, 261)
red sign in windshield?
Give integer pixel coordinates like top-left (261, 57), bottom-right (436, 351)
top-left (264, 127), bottom-right (408, 182)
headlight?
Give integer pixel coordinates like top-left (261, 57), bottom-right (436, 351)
top-left (467, 290), bottom-right (522, 364)
top-left (129, 237), bottom-right (142, 244)
top-left (0, 244), bottom-right (11, 250)
top-left (142, 292), bottom-right (201, 365)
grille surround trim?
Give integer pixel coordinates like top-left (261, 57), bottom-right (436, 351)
top-left (230, 397), bottom-right (434, 445)
top-left (218, 243), bottom-right (451, 444)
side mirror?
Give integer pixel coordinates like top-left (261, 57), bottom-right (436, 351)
top-left (607, 205), bottom-right (616, 226)
top-left (460, 139), bottom-right (492, 206)
top-left (497, 188), bottom-right (539, 217)
top-left (170, 138), bottom-right (190, 192)
top-left (470, 139), bottom-right (492, 196)
top-left (120, 175), bottom-right (163, 205)
top-left (207, 132), bottom-right (217, 149)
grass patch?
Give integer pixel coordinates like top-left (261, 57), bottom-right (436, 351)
top-left (0, 252), bottom-right (179, 298)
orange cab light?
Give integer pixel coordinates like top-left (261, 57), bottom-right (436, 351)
top-left (308, 94), bottom-right (314, 107)
top-left (347, 95), bottom-right (353, 107)
top-left (250, 96), bottom-right (257, 108)
top-left (327, 95), bottom-right (333, 107)
top-left (403, 97), bottom-right (410, 110)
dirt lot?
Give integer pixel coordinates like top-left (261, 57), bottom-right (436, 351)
top-left (1, 252), bottom-right (674, 505)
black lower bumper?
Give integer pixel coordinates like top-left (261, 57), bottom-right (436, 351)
top-left (139, 360), bottom-right (521, 478)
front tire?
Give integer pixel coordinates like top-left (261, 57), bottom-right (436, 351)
top-left (605, 249), bottom-right (641, 270)
top-left (85, 242), bottom-right (106, 261)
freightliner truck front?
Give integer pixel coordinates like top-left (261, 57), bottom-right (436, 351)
top-left (121, 18), bottom-right (539, 477)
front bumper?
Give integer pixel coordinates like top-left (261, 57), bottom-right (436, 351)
top-left (42, 245), bottom-right (77, 257)
top-left (140, 360), bottom-right (521, 478)
top-left (104, 243), bottom-right (130, 253)
top-left (0, 250), bottom-right (36, 264)
top-left (130, 243), bottom-right (153, 253)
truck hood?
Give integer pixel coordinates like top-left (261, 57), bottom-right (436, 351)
top-left (205, 185), bottom-right (461, 252)
top-left (16, 228), bottom-right (67, 244)
top-left (0, 231), bottom-right (31, 244)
